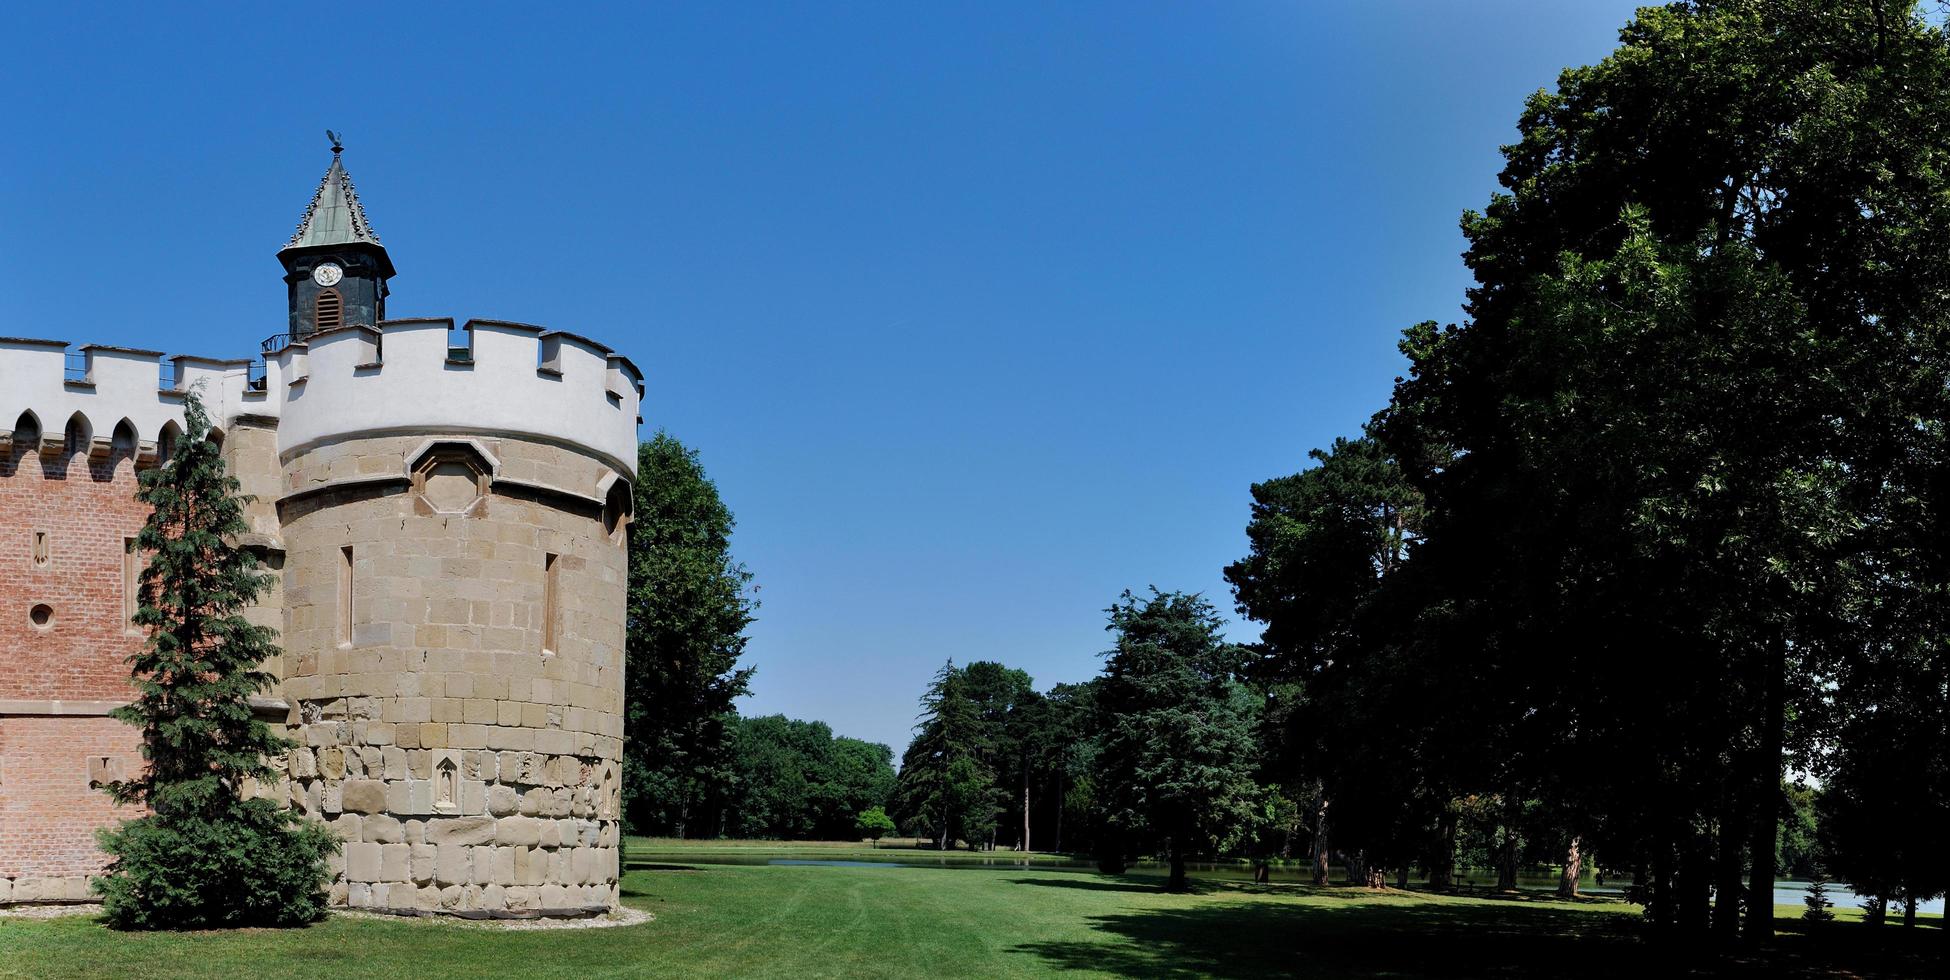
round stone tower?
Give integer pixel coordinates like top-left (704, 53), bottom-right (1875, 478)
top-left (253, 146), bottom-right (644, 917)
top-left (272, 317), bottom-right (640, 916)
top-left (1, 145), bottom-right (644, 916)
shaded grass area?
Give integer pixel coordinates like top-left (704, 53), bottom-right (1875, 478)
top-left (1, 851), bottom-right (1941, 979)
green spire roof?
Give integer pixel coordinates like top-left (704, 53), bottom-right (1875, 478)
top-left (280, 150), bottom-right (385, 254)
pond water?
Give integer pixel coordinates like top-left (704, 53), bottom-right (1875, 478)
top-left (640, 849), bottom-right (1945, 914)
top-left (770, 859), bottom-right (909, 868)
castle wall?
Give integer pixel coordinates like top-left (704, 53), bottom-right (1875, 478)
top-left (0, 442), bottom-right (153, 901)
top-left (277, 433), bottom-right (627, 915)
top-left (1, 314), bottom-right (638, 914)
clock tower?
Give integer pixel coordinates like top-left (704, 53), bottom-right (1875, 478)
top-left (278, 134), bottom-right (395, 341)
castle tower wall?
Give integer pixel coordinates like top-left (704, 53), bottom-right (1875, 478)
top-left (270, 318), bottom-right (638, 916)
top-left (1, 316), bottom-right (639, 914)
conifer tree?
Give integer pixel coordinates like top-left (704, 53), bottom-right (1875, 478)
top-left (894, 660), bottom-right (999, 849)
top-left (1802, 869), bottom-right (1835, 924)
top-left (1096, 589), bottom-right (1263, 891)
top-left (94, 392), bottom-right (336, 929)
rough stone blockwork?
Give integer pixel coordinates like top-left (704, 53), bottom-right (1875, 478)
top-left (279, 433), bottom-right (628, 915)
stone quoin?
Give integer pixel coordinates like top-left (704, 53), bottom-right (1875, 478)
top-left (0, 143), bottom-right (643, 916)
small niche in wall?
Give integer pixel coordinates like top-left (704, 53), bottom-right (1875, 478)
top-left (29, 603), bottom-right (53, 629)
top-left (31, 530), bottom-right (49, 567)
top-left (434, 754), bottom-right (459, 812)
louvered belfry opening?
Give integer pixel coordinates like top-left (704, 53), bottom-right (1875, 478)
top-left (315, 287), bottom-right (344, 331)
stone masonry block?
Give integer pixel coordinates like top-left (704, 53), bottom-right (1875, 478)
top-left (364, 814), bottom-right (404, 844)
top-left (471, 845), bottom-right (498, 885)
top-left (381, 843), bottom-right (411, 883)
top-left (426, 815), bottom-right (496, 846)
top-left (488, 784), bottom-right (519, 816)
top-left (461, 779), bottom-right (486, 816)
top-left (496, 815), bottom-right (542, 847)
top-left (516, 846), bottom-right (549, 886)
top-left (343, 778), bottom-right (388, 814)
top-left (435, 844), bottom-right (471, 886)
top-left (411, 843), bottom-right (436, 883)
top-left (345, 842), bottom-right (383, 883)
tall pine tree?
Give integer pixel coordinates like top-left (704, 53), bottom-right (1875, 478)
top-left (95, 392), bottom-right (336, 929)
top-left (894, 660), bottom-right (999, 849)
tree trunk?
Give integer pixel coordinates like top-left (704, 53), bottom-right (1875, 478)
top-left (1430, 811), bottom-right (1456, 889)
top-left (1022, 769), bottom-right (1031, 853)
top-left (1679, 831), bottom-right (1713, 937)
top-left (1053, 769), bottom-right (1064, 854)
top-left (1166, 840), bottom-right (1188, 892)
top-left (1558, 836), bottom-right (1583, 899)
top-left (1744, 633), bottom-right (1787, 945)
top-left (1346, 851), bottom-right (1365, 887)
top-left (1496, 819), bottom-right (1519, 891)
top-left (1397, 865), bottom-right (1410, 890)
top-left (1713, 794), bottom-right (1745, 939)
top-left (1310, 797), bottom-right (1332, 886)
top-left (1651, 846), bottom-right (1674, 934)
top-left (1904, 893), bottom-right (1917, 929)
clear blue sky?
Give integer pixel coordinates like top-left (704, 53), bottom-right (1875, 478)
top-left (1, 2), bottom-right (1644, 756)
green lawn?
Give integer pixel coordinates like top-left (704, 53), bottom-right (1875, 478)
top-left (1, 844), bottom-right (1940, 979)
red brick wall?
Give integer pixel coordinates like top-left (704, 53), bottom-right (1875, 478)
top-left (1, 445), bottom-right (150, 701)
top-left (0, 717), bottom-right (144, 878)
top-left (1, 443), bottom-right (149, 881)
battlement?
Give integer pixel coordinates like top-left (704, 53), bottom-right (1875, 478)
top-left (0, 337), bottom-right (254, 465)
top-left (2, 320), bottom-right (643, 478)
top-left (270, 318), bottom-right (642, 477)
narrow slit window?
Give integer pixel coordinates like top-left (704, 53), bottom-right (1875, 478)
top-left (123, 537), bottom-right (140, 631)
top-left (32, 531), bottom-right (49, 567)
top-left (338, 545), bottom-right (354, 646)
top-left (543, 553), bottom-right (559, 655)
top-left (315, 288), bottom-right (344, 331)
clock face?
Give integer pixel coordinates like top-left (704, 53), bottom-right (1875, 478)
top-left (312, 262), bottom-right (344, 287)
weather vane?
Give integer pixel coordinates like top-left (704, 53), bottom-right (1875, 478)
top-left (327, 129), bottom-right (343, 155)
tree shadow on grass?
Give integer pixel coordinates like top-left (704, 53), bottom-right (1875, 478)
top-left (1006, 890), bottom-right (1942, 980)
top-left (625, 863), bottom-right (702, 872)
top-left (1005, 877), bottom-right (1211, 895)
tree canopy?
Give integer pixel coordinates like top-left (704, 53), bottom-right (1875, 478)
top-left (622, 432), bottom-right (758, 837)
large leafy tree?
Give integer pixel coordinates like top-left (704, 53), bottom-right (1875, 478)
top-left (1095, 589), bottom-right (1263, 891)
top-left (95, 392), bottom-right (336, 929)
top-left (623, 432), bottom-right (757, 837)
top-left (1380, 0), bottom-right (1950, 942)
top-left (1225, 432), bottom-right (1430, 886)
top-left (716, 715), bottom-right (896, 839)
